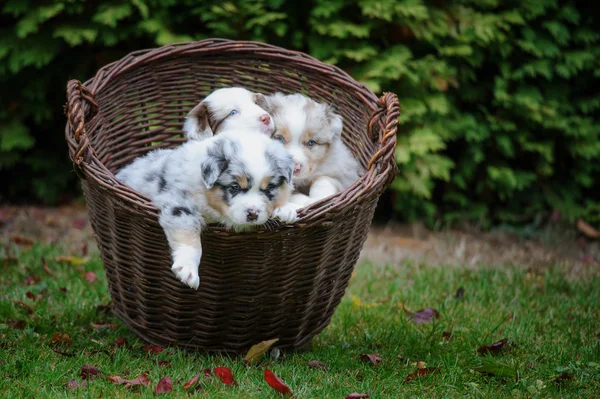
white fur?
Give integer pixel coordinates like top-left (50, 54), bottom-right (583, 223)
top-left (264, 93), bottom-right (363, 208)
top-left (115, 128), bottom-right (296, 289)
top-left (183, 87), bottom-right (274, 140)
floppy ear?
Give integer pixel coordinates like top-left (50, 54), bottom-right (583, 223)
top-left (200, 137), bottom-right (235, 189)
top-left (267, 143), bottom-right (294, 184)
top-left (324, 104), bottom-right (343, 139)
top-left (253, 93), bottom-right (271, 113)
top-left (184, 101), bottom-right (212, 141)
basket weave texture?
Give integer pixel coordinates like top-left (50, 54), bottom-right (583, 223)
top-left (65, 39), bottom-right (399, 352)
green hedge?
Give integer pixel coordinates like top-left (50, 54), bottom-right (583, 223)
top-left (1, 0), bottom-right (599, 226)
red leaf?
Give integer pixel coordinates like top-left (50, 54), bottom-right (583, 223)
top-left (214, 367), bottom-right (237, 386)
top-left (360, 353), bottom-right (382, 365)
top-left (84, 271), bottom-right (97, 283)
top-left (11, 235), bottom-right (34, 246)
top-left (114, 337), bottom-right (128, 348)
top-left (404, 307), bottom-right (440, 324)
top-left (308, 360), bottom-right (327, 369)
top-left (477, 338), bottom-right (509, 356)
top-left (143, 344), bottom-right (165, 354)
top-left (108, 373), bottom-right (150, 387)
top-left (90, 321), bottom-right (117, 330)
top-left (72, 219), bottom-right (86, 229)
top-left (79, 364), bottom-right (100, 380)
top-left (14, 301), bottom-right (34, 314)
top-left (264, 369), bottom-right (293, 396)
top-left (203, 368), bottom-right (213, 377)
top-left (26, 291), bottom-right (35, 300)
top-left (404, 367), bottom-right (439, 383)
top-left (346, 393), bottom-right (370, 399)
top-left (41, 257), bottom-right (54, 276)
top-left (154, 377), bottom-right (172, 393)
top-left (23, 275), bottom-right (41, 286)
top-left (6, 320), bottom-right (26, 329)
top-left (183, 375), bottom-right (200, 389)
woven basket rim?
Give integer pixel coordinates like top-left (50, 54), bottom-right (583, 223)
top-left (65, 39), bottom-right (398, 230)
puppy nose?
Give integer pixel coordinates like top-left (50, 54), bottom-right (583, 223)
top-left (293, 163), bottom-right (302, 175)
top-left (258, 114), bottom-right (270, 125)
top-left (246, 208), bottom-right (259, 221)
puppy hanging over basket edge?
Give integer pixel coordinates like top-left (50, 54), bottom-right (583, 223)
top-left (64, 39), bottom-right (400, 353)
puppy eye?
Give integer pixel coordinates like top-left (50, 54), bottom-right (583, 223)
top-left (230, 183), bottom-right (241, 190)
top-left (274, 135), bottom-right (285, 144)
top-left (229, 109), bottom-right (238, 116)
top-left (306, 139), bottom-right (316, 147)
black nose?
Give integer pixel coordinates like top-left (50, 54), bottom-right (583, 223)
top-left (246, 209), bottom-right (259, 221)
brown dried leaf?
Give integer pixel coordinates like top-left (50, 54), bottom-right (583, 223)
top-left (404, 306), bottom-right (440, 324)
top-left (154, 377), bottom-right (172, 393)
top-left (244, 338), bottom-right (279, 365)
top-left (143, 344), bottom-right (165, 354)
top-left (416, 361), bottom-right (427, 369)
top-left (577, 219), bottom-right (600, 239)
top-left (183, 375), bottom-right (200, 389)
top-left (51, 332), bottom-right (72, 345)
top-left (23, 275), bottom-right (41, 286)
top-left (25, 291), bottom-right (35, 300)
top-left (114, 337), bottom-right (128, 348)
top-left (346, 394), bottom-right (370, 399)
top-left (10, 235), bottom-right (33, 246)
top-left (442, 331), bottom-right (452, 340)
top-left (360, 353), bottom-right (382, 366)
top-left (108, 373), bottom-right (150, 387)
top-left (404, 367), bottom-right (439, 383)
top-left (308, 360), bottom-right (327, 369)
top-left (6, 320), bottom-right (26, 329)
top-left (41, 257), bottom-right (54, 276)
top-left (554, 373), bottom-right (574, 383)
top-left (477, 338), bottom-right (509, 356)
top-left (79, 365), bottom-right (100, 380)
top-left (90, 321), bottom-right (117, 330)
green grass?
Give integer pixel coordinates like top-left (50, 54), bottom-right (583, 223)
top-left (1, 243), bottom-right (599, 398)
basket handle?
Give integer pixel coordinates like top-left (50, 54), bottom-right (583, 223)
top-left (367, 92), bottom-right (400, 172)
top-left (66, 80), bottom-right (98, 179)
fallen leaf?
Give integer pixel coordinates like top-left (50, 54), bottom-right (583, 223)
top-left (55, 256), bottom-right (86, 265)
top-left (158, 360), bottom-right (171, 367)
top-left (6, 320), bottom-right (26, 329)
top-left (308, 360), bottom-right (327, 369)
top-left (72, 219), bottom-right (86, 229)
top-left (52, 348), bottom-right (75, 357)
top-left (477, 338), bottom-right (509, 356)
top-left (346, 393), bottom-right (370, 399)
top-left (23, 275), bottom-right (41, 286)
top-left (360, 353), bottom-right (382, 365)
top-left (183, 375), bottom-right (200, 389)
top-left (244, 338), bottom-right (279, 365)
top-left (14, 301), bottom-right (34, 314)
top-left (114, 337), bottom-right (128, 348)
top-left (554, 373), bottom-right (573, 383)
top-left (577, 219), bottom-right (600, 239)
top-left (41, 257), bottom-right (54, 276)
top-left (455, 287), bottom-right (465, 299)
top-left (214, 367), bottom-right (237, 386)
top-left (473, 360), bottom-right (516, 378)
top-left (143, 344), bottom-right (165, 354)
top-left (90, 321), bottom-right (117, 330)
top-left (442, 331), bottom-right (452, 340)
top-left (404, 307), bottom-right (440, 324)
top-left (79, 364), bottom-right (100, 380)
top-left (10, 236), bottom-right (33, 246)
top-left (60, 287), bottom-right (67, 293)
top-left (25, 291), bottom-right (35, 300)
top-left (154, 377), bottom-right (172, 393)
top-left (108, 373), bottom-right (150, 387)
top-left (203, 368), bottom-right (213, 377)
top-left (81, 242), bottom-right (89, 256)
top-left (416, 361), bottom-right (427, 369)
top-left (264, 369), bottom-right (293, 396)
top-left (84, 271), bottom-right (97, 283)
top-left (51, 332), bottom-right (72, 345)
top-left (66, 379), bottom-right (87, 390)
top-left (404, 367), bottom-right (439, 382)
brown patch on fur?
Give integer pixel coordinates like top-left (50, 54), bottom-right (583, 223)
top-left (273, 126), bottom-right (292, 144)
top-left (237, 175), bottom-right (249, 189)
top-left (205, 187), bottom-right (229, 215)
top-left (188, 102), bottom-right (210, 134)
top-left (260, 176), bottom-right (271, 190)
top-left (299, 130), bottom-right (330, 170)
top-left (170, 230), bottom-right (201, 249)
top-left (273, 183), bottom-right (290, 209)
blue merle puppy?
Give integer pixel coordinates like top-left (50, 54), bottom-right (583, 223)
top-left (115, 129), bottom-right (297, 289)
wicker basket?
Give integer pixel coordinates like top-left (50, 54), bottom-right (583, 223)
top-left (64, 39), bottom-right (399, 352)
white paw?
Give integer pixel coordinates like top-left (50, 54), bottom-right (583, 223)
top-left (272, 203), bottom-right (299, 224)
top-left (171, 246), bottom-right (201, 289)
top-left (289, 193), bottom-right (311, 207)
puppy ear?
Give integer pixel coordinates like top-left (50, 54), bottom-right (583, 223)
top-left (267, 143), bottom-right (294, 184)
top-left (324, 104), bottom-right (343, 139)
top-left (200, 137), bottom-right (236, 189)
top-left (184, 101), bottom-right (212, 141)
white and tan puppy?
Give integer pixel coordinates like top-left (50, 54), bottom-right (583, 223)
top-left (115, 129), bottom-right (296, 289)
top-left (257, 93), bottom-right (363, 208)
top-left (183, 87), bottom-right (274, 140)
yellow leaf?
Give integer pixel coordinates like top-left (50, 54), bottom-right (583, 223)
top-left (55, 256), bottom-right (86, 265)
top-left (243, 338), bottom-right (279, 365)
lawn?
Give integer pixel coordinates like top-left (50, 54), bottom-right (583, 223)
top-left (1, 241), bottom-right (599, 398)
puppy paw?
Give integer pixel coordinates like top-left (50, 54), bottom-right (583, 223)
top-left (171, 246), bottom-right (201, 289)
top-left (272, 203), bottom-right (299, 224)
